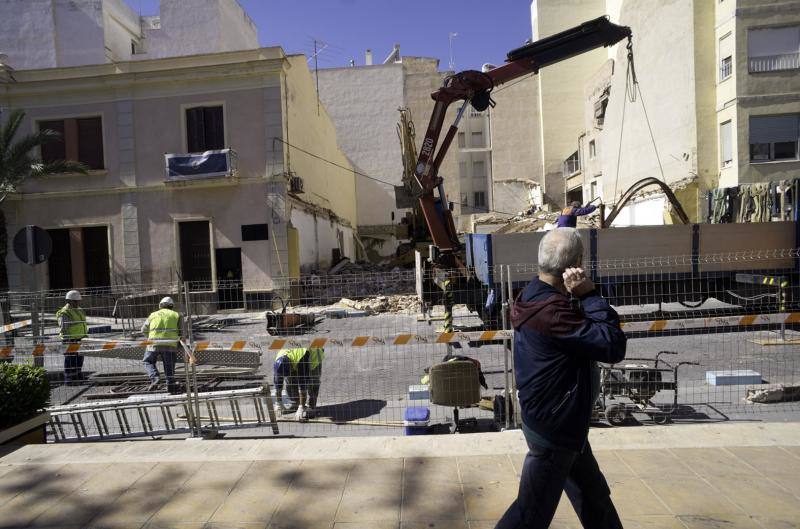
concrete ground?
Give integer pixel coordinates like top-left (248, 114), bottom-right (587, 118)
top-left (1, 422), bottom-right (799, 529)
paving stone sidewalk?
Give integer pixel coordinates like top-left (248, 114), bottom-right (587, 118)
top-left (1, 423), bottom-right (799, 529)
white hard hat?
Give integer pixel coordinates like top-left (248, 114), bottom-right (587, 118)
top-left (159, 296), bottom-right (174, 307)
top-left (65, 290), bottom-right (81, 301)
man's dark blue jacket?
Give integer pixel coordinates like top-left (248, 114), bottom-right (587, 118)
top-left (512, 277), bottom-right (626, 451)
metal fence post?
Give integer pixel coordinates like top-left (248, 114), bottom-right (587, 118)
top-left (499, 266), bottom-right (511, 430)
top-left (506, 265), bottom-right (519, 428)
top-left (182, 281), bottom-right (199, 437)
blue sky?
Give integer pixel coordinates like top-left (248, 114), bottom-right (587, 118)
top-left (124, 1), bottom-right (534, 71)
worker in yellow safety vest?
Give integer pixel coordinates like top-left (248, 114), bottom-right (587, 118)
top-left (56, 290), bottom-right (88, 383)
top-left (273, 347), bottom-right (325, 421)
top-left (141, 297), bottom-right (183, 393)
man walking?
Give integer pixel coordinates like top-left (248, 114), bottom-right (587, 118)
top-left (273, 347), bottom-right (324, 421)
top-left (141, 296), bottom-right (183, 393)
top-left (57, 290), bottom-right (88, 383)
top-left (556, 201), bottom-right (598, 228)
top-left (496, 228), bottom-right (626, 529)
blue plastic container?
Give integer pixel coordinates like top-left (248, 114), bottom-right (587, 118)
top-left (403, 407), bottom-right (430, 435)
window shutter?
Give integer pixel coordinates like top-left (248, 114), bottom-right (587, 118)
top-left (749, 115), bottom-right (799, 144)
top-left (39, 120), bottom-right (66, 163)
top-left (77, 117), bottom-right (104, 169)
top-left (748, 26), bottom-right (800, 57)
top-left (720, 121), bottom-right (733, 164)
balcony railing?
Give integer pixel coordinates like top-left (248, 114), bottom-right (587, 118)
top-left (749, 52), bottom-right (800, 73)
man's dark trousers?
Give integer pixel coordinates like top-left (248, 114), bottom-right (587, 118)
top-left (495, 438), bottom-right (622, 529)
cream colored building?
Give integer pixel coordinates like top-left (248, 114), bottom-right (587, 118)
top-left (487, 0), bottom-right (608, 212)
top-left (716, 0), bottom-right (800, 188)
top-left (571, 0), bottom-right (800, 226)
top-left (318, 51), bottom-right (495, 251)
top-left (0, 0), bottom-right (357, 308)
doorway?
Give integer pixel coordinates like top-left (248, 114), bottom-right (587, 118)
top-left (215, 248), bottom-right (244, 310)
top-left (178, 221), bottom-right (212, 289)
top-left (47, 229), bottom-right (73, 290)
top-left (46, 226), bottom-right (110, 290)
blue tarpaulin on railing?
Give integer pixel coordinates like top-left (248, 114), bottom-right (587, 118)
top-left (165, 149), bottom-right (233, 181)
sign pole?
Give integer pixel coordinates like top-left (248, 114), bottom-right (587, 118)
top-left (26, 226), bottom-right (42, 366)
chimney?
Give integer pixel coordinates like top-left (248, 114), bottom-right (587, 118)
top-left (365, 49), bottom-right (373, 66)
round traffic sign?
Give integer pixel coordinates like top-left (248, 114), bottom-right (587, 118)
top-left (13, 225), bottom-right (52, 265)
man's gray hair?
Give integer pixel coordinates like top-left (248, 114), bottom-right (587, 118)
top-left (538, 228), bottom-right (583, 275)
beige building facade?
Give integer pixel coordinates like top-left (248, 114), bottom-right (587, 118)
top-left (568, 0), bottom-right (800, 226)
top-left (716, 0), bottom-right (800, 189)
top-left (0, 1), bottom-right (357, 307)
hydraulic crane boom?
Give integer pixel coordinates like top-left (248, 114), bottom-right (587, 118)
top-left (414, 16), bottom-right (632, 267)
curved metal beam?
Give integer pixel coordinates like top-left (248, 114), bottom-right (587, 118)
top-left (603, 177), bottom-right (691, 227)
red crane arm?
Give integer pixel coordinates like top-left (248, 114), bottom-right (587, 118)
top-left (414, 16), bottom-right (632, 256)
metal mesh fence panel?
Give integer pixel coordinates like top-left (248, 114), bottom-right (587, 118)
top-left (3, 248), bottom-right (798, 442)
top-left (509, 248), bottom-right (800, 424)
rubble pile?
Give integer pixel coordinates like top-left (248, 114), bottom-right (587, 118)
top-left (298, 258), bottom-right (416, 304)
top-left (338, 295), bottom-right (420, 315)
top-left (745, 384), bottom-right (800, 403)
top-left (493, 211), bottom-right (597, 234)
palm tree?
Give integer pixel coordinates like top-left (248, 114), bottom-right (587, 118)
top-left (0, 109), bottom-right (87, 325)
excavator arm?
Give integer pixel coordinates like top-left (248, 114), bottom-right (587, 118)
top-left (415, 16), bottom-right (632, 265)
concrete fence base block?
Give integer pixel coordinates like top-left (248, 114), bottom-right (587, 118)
top-left (706, 369), bottom-right (762, 386)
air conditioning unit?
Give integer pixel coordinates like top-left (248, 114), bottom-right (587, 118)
top-left (164, 149), bottom-right (237, 182)
top-left (290, 175), bottom-right (304, 193)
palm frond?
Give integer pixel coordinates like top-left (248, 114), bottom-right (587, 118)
top-left (0, 110), bottom-right (88, 196)
top-left (0, 110), bottom-right (26, 157)
top-left (29, 159), bottom-right (88, 177)
top-left (6, 129), bottom-right (62, 165)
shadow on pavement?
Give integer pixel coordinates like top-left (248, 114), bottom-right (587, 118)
top-left (315, 398), bottom-right (387, 422)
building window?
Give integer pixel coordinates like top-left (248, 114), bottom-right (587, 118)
top-left (589, 140), bottom-right (596, 159)
top-left (719, 33), bottom-right (733, 81)
top-left (590, 180), bottom-right (598, 200)
top-left (594, 90), bottom-right (609, 127)
top-left (720, 120), bottom-right (733, 168)
top-left (38, 117), bottom-right (104, 170)
top-left (459, 161), bottom-right (468, 178)
top-left (457, 131), bottom-right (466, 148)
top-left (186, 105), bottom-right (224, 153)
top-left (474, 191), bottom-right (486, 209)
top-left (749, 114), bottom-right (799, 162)
top-left (471, 131), bottom-right (484, 148)
top-left (241, 224), bottom-right (269, 241)
top-left (472, 160), bottom-right (485, 178)
top-left (720, 56), bottom-right (733, 80)
top-left (748, 26), bottom-right (800, 73)
top-left (460, 193), bottom-right (468, 206)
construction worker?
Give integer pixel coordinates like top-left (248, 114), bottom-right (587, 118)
top-left (273, 347), bottom-right (324, 421)
top-left (57, 290), bottom-right (88, 383)
top-left (141, 297), bottom-right (183, 393)
top-left (556, 201), bottom-right (599, 228)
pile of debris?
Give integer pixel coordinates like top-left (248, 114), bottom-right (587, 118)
top-left (745, 384), bottom-right (800, 404)
top-left (298, 258), bottom-right (416, 304)
top-left (338, 295), bottom-right (419, 315)
top-left (493, 211), bottom-right (598, 234)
